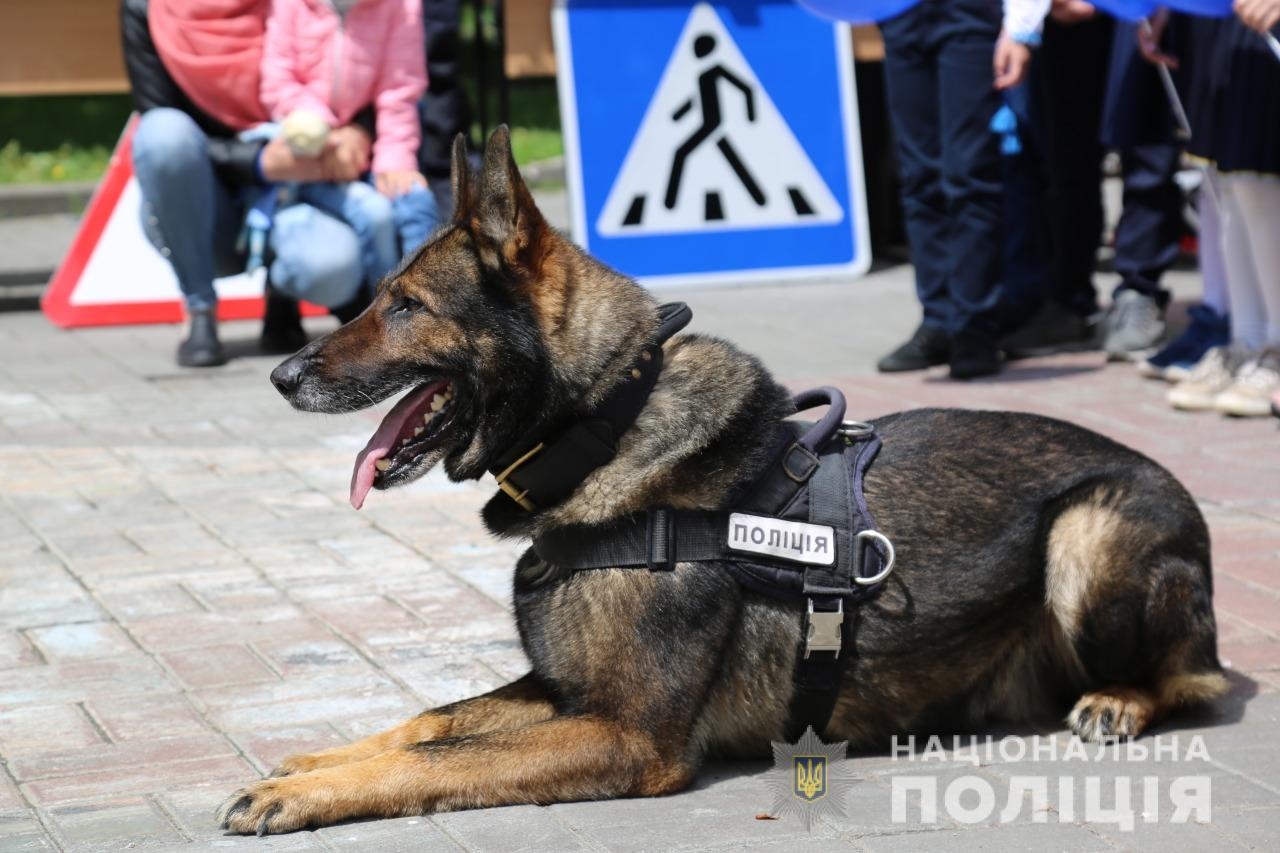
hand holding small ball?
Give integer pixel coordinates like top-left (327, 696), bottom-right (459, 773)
top-left (281, 109), bottom-right (331, 157)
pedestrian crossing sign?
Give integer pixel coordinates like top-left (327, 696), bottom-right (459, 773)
top-left (553, 0), bottom-right (869, 287)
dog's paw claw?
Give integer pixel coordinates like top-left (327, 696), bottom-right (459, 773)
top-left (1068, 687), bottom-right (1156, 742)
top-left (215, 791), bottom-right (253, 831)
top-left (215, 781), bottom-right (310, 835)
top-left (257, 803), bottom-right (283, 837)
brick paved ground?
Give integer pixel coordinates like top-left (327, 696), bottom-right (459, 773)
top-left (1, 251), bottom-right (1278, 851)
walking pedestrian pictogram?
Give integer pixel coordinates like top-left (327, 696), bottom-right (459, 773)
top-left (554, 0), bottom-right (869, 286)
top-left (661, 33), bottom-right (765, 216)
top-left (597, 3), bottom-right (843, 237)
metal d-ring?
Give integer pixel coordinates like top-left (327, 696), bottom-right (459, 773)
top-left (854, 529), bottom-right (895, 585)
top-left (839, 420), bottom-right (875, 439)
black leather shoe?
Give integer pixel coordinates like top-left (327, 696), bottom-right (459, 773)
top-left (877, 324), bottom-right (950, 373)
top-left (1001, 301), bottom-right (1097, 359)
top-left (260, 287), bottom-right (308, 355)
top-left (177, 309), bottom-right (227, 368)
top-left (949, 332), bottom-right (1002, 380)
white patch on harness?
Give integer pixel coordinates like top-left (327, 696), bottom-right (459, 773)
top-left (727, 513), bottom-right (835, 565)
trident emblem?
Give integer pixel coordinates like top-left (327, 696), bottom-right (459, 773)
top-left (793, 755), bottom-right (826, 801)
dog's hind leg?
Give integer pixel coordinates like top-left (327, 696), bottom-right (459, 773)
top-left (1047, 491), bottom-right (1228, 741)
top-left (1065, 553), bottom-right (1229, 740)
top-left (219, 715), bottom-right (693, 834)
top-left (270, 673), bottom-right (556, 777)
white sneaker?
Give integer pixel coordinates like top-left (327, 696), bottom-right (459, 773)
top-left (1167, 346), bottom-right (1252, 411)
top-left (1215, 349), bottom-right (1280, 417)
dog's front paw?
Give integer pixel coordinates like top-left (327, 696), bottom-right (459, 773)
top-left (216, 778), bottom-right (321, 835)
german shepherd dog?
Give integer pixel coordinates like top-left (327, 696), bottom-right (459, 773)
top-left (218, 128), bottom-right (1227, 834)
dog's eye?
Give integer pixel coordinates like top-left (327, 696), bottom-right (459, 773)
top-left (393, 297), bottom-right (424, 315)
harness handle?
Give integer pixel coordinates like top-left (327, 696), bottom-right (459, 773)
top-left (791, 386), bottom-right (847, 454)
top-left (656, 302), bottom-right (692, 342)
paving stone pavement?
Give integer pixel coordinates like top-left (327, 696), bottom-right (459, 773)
top-left (0, 254), bottom-right (1278, 851)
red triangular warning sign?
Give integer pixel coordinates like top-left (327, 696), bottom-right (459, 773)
top-left (42, 115), bottom-right (326, 328)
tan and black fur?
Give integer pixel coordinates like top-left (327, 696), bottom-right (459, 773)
top-left (220, 128), bottom-right (1228, 834)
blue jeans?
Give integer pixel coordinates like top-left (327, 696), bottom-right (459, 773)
top-left (131, 108), bottom-right (364, 311)
top-left (292, 181), bottom-right (441, 286)
top-left (880, 0), bottom-right (1004, 339)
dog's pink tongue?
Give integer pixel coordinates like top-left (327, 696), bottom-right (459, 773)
top-left (350, 439), bottom-right (390, 511)
top-left (349, 385), bottom-right (437, 510)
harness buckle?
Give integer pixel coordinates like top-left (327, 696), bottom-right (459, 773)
top-left (782, 442), bottom-right (821, 483)
top-left (494, 443), bottom-right (545, 511)
top-left (804, 598), bottom-right (843, 659)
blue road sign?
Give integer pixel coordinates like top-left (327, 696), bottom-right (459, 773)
top-left (553, 0), bottom-right (870, 286)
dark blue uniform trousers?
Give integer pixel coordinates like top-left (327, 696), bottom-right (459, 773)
top-left (880, 0), bottom-right (1004, 340)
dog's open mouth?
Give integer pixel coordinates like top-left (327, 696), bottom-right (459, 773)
top-left (350, 379), bottom-right (458, 509)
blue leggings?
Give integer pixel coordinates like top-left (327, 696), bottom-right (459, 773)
top-left (292, 180), bottom-right (441, 287)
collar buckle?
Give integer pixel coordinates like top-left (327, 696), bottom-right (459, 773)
top-left (494, 442), bottom-right (545, 511)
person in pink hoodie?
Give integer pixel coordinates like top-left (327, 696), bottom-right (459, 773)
top-left (259, 0), bottom-right (439, 294)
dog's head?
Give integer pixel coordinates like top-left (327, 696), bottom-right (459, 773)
top-left (270, 127), bottom-right (654, 511)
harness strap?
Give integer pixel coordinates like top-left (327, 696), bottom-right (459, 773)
top-left (785, 598), bottom-right (847, 742)
top-left (532, 509), bottom-right (727, 572)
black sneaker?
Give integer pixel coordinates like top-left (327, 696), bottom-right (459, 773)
top-left (177, 309), bottom-right (227, 368)
top-left (877, 324), bottom-right (950, 373)
top-left (949, 332), bottom-right (1002, 380)
top-left (260, 287), bottom-right (308, 355)
top-left (1001, 302), bottom-right (1097, 359)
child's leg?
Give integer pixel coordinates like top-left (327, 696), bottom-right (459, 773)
top-left (268, 203), bottom-right (363, 309)
top-left (392, 186), bottom-right (442, 254)
top-left (998, 81), bottom-right (1052, 331)
top-left (1198, 169), bottom-right (1229, 318)
top-left (1220, 173), bottom-right (1280, 345)
top-left (294, 182), bottom-right (399, 285)
top-left (1217, 174), bottom-right (1269, 349)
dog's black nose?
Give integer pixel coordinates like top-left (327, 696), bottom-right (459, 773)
top-left (270, 356), bottom-right (307, 399)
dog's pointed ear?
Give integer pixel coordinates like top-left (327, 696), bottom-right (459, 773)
top-left (472, 124), bottom-right (547, 275)
top-left (450, 133), bottom-right (476, 222)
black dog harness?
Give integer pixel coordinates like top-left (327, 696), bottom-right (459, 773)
top-left (491, 304), bottom-right (896, 738)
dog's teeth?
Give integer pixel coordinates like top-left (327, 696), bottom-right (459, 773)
top-left (401, 438), bottom-right (410, 446)
top-left (431, 394), bottom-right (446, 411)
top-left (423, 412), bottom-right (433, 424)
top-left (414, 426), bottom-right (424, 436)
top-left (374, 459), bottom-right (390, 472)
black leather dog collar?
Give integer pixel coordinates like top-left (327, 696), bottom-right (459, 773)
top-left (488, 303), bottom-right (693, 512)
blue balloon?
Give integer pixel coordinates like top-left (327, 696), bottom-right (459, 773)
top-left (1090, 0), bottom-right (1159, 21)
top-left (796, 0), bottom-right (920, 25)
